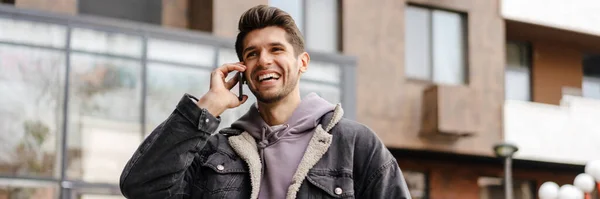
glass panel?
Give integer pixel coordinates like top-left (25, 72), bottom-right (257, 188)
top-left (67, 53), bottom-right (142, 184)
top-left (432, 9), bottom-right (466, 85)
top-left (505, 67), bottom-right (531, 101)
top-left (403, 170), bottom-right (427, 199)
top-left (303, 61), bottom-right (340, 84)
top-left (0, 44), bottom-right (65, 178)
top-left (478, 177), bottom-right (534, 199)
top-left (0, 17), bottom-right (66, 48)
top-left (147, 39), bottom-right (215, 66)
top-left (0, 178), bottom-right (58, 199)
top-left (505, 42), bottom-right (531, 101)
top-left (305, 0), bottom-right (338, 52)
top-left (405, 6), bottom-right (432, 80)
top-left (79, 194), bottom-right (125, 199)
top-left (71, 28), bottom-right (143, 57)
top-left (145, 63), bottom-right (211, 134)
top-left (269, 0), bottom-right (304, 33)
top-left (583, 77), bottom-right (600, 99)
top-left (300, 81), bottom-right (340, 104)
top-left (218, 48), bottom-right (239, 66)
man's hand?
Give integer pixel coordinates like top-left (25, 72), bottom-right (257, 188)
top-left (196, 62), bottom-right (249, 117)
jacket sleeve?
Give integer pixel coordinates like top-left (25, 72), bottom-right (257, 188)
top-left (119, 94), bottom-right (221, 199)
top-left (353, 124), bottom-right (412, 199)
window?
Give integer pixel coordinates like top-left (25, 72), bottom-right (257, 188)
top-left (269, 0), bottom-right (340, 52)
top-left (405, 5), bottom-right (467, 85)
top-left (403, 170), bottom-right (428, 199)
top-left (583, 54), bottom-right (600, 99)
top-left (505, 42), bottom-right (531, 101)
top-left (478, 177), bottom-right (535, 199)
top-left (0, 44), bottom-right (65, 178)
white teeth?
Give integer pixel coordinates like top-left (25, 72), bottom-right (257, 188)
top-left (258, 73), bottom-right (280, 81)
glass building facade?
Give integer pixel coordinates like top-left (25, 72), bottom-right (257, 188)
top-left (0, 5), bottom-right (356, 199)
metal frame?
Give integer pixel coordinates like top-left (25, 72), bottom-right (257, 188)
top-left (0, 4), bottom-right (357, 198)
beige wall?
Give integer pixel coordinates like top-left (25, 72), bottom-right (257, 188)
top-left (162, 0), bottom-right (189, 29)
top-left (212, 0), bottom-right (268, 38)
top-left (532, 41), bottom-right (583, 105)
top-left (15, 0), bottom-right (77, 15)
top-left (343, 0), bottom-right (505, 156)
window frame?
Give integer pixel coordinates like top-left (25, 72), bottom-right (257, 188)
top-left (505, 41), bottom-right (533, 101)
top-left (404, 4), bottom-right (469, 85)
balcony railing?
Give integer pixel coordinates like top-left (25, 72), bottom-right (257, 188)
top-left (504, 95), bottom-right (600, 165)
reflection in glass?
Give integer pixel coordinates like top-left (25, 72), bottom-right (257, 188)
top-left (0, 17), bottom-right (66, 48)
top-left (145, 63), bottom-right (211, 133)
top-left (67, 53), bottom-right (142, 184)
top-left (147, 39), bottom-right (215, 66)
top-left (0, 44), bottom-right (64, 178)
top-left (78, 194), bottom-right (125, 199)
top-left (0, 179), bottom-right (58, 199)
top-left (71, 28), bottom-right (142, 58)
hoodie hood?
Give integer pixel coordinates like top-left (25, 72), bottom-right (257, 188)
top-left (230, 92), bottom-right (336, 199)
top-left (231, 92), bottom-right (335, 147)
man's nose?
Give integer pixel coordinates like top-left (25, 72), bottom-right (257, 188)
top-left (258, 50), bottom-right (274, 66)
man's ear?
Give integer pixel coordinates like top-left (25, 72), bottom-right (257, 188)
top-left (298, 52), bottom-right (310, 73)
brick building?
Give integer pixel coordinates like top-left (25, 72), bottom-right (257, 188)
top-left (0, 0), bottom-right (599, 198)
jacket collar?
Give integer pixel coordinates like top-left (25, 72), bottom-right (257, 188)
top-left (226, 104), bottom-right (344, 199)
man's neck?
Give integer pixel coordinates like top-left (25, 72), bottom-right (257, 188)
top-left (257, 90), bottom-right (302, 126)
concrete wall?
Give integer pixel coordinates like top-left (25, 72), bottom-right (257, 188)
top-left (502, 0), bottom-right (600, 37)
top-left (343, 0), bottom-right (505, 156)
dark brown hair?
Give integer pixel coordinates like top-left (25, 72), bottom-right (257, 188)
top-left (235, 5), bottom-right (305, 61)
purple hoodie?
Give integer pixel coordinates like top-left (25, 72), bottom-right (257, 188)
top-left (231, 93), bottom-right (335, 199)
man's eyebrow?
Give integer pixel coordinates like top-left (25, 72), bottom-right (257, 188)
top-left (269, 42), bottom-right (285, 47)
top-left (242, 46), bottom-right (256, 56)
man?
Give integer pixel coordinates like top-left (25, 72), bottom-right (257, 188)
top-left (120, 5), bottom-right (411, 199)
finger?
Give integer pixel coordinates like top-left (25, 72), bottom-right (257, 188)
top-left (240, 95), bottom-right (248, 105)
top-left (217, 63), bottom-right (246, 77)
top-left (224, 73), bottom-right (240, 90)
top-left (238, 95), bottom-right (248, 105)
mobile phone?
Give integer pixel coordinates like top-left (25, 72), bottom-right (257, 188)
top-left (238, 72), bottom-right (244, 101)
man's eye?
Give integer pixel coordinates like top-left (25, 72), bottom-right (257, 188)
top-left (246, 52), bottom-right (257, 58)
top-left (272, 47), bottom-right (283, 52)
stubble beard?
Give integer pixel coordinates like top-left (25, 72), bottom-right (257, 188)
top-left (251, 76), bottom-right (298, 104)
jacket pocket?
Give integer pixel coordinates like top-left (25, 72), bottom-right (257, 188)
top-left (306, 169), bottom-right (355, 198)
top-left (197, 152), bottom-right (249, 195)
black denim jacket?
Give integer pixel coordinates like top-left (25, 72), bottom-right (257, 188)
top-left (120, 94), bottom-right (411, 199)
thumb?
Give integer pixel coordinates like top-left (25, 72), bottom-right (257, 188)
top-left (237, 95), bottom-right (249, 106)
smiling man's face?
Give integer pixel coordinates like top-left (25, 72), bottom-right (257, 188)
top-left (241, 26), bottom-right (309, 104)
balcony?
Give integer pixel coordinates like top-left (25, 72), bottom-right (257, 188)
top-left (504, 95), bottom-right (600, 165)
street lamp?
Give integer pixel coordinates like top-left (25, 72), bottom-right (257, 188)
top-left (585, 160), bottom-right (600, 198)
top-left (494, 142), bottom-right (519, 199)
top-left (574, 173), bottom-right (595, 199)
top-left (558, 184), bottom-right (583, 199)
top-left (539, 181), bottom-right (559, 199)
